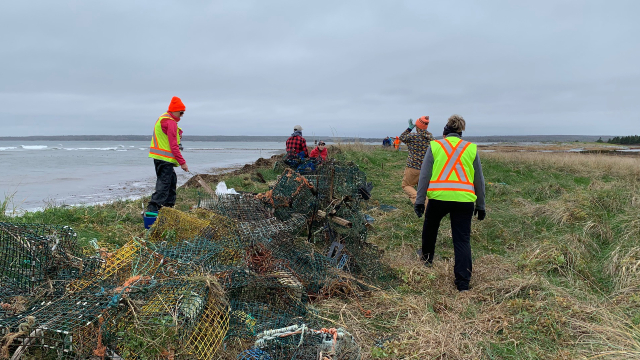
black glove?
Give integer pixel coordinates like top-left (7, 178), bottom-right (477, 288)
top-left (414, 203), bottom-right (425, 218)
top-left (474, 208), bottom-right (486, 221)
top-left (179, 144), bottom-right (184, 151)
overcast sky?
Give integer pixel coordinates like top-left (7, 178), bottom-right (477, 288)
top-left (1, 0), bottom-right (638, 138)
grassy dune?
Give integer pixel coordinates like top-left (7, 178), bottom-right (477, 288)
top-left (2, 145), bottom-right (640, 359)
top-left (330, 145), bottom-right (640, 359)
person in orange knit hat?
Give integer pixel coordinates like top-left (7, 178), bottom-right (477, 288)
top-left (146, 96), bottom-right (189, 213)
top-left (399, 116), bottom-right (434, 204)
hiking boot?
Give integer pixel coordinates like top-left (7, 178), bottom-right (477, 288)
top-left (455, 280), bottom-right (470, 292)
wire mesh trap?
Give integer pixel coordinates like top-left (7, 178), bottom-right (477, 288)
top-left (0, 222), bottom-right (101, 299)
top-left (1, 158), bottom-right (389, 359)
top-left (104, 276), bottom-right (229, 360)
top-left (249, 324), bottom-right (361, 360)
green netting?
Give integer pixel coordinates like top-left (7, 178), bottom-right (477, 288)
top-left (0, 222), bottom-right (102, 299)
top-left (256, 168), bottom-right (318, 221)
top-left (1, 160), bottom-right (388, 359)
top-left (103, 277), bottom-right (229, 360)
top-left (200, 194), bottom-right (275, 222)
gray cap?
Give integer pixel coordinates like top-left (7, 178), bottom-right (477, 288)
top-left (293, 125), bottom-right (303, 131)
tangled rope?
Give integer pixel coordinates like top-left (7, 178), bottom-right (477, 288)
top-left (254, 324), bottom-right (349, 354)
top-left (92, 316), bottom-right (106, 359)
top-left (246, 244), bottom-right (281, 274)
top-left (0, 316), bottom-right (35, 359)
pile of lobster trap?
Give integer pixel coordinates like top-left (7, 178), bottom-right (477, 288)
top-left (0, 160), bottom-right (393, 359)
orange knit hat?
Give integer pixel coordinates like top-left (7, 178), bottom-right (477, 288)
top-left (168, 96), bottom-right (186, 112)
top-left (416, 116), bottom-right (429, 130)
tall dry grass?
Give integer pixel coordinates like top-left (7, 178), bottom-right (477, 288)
top-left (482, 152), bottom-right (640, 180)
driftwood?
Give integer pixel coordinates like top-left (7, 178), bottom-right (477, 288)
top-left (316, 210), bottom-right (352, 228)
top-left (193, 174), bottom-right (217, 198)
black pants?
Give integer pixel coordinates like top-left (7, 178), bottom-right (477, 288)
top-left (422, 199), bottom-right (474, 290)
top-left (147, 159), bottom-right (177, 212)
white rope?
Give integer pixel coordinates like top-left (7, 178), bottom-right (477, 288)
top-left (255, 324), bottom-right (303, 348)
top-left (254, 325), bottom-right (353, 350)
top-left (297, 323), bottom-right (306, 347)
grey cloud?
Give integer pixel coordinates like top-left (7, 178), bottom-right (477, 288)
top-left (1, 0), bottom-right (639, 137)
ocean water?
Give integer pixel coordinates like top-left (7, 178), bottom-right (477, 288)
top-left (0, 141), bottom-right (284, 213)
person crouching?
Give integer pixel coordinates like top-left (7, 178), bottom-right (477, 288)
top-left (310, 140), bottom-right (328, 162)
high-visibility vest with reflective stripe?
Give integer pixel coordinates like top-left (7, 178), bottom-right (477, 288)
top-left (427, 137), bottom-right (477, 202)
top-left (148, 113), bottom-right (181, 166)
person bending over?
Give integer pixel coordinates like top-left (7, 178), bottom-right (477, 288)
top-left (146, 96), bottom-right (189, 213)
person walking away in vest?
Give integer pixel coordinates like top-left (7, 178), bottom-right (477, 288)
top-left (393, 136), bottom-right (401, 150)
top-left (146, 96), bottom-right (189, 213)
top-left (414, 114), bottom-right (486, 292)
top-left (285, 125), bottom-right (309, 165)
top-left (400, 116), bottom-right (434, 204)
top-left (310, 140), bottom-right (328, 162)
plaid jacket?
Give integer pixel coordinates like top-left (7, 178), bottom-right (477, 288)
top-left (400, 128), bottom-right (434, 170)
top-left (286, 135), bottom-right (309, 158)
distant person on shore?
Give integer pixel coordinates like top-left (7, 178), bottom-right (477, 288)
top-left (310, 140), bottom-right (328, 162)
top-left (414, 114), bottom-right (486, 292)
top-left (284, 125), bottom-right (309, 167)
top-left (382, 136), bottom-right (392, 147)
top-left (400, 116), bottom-right (434, 204)
top-left (393, 136), bottom-right (401, 150)
top-left (146, 96), bottom-right (189, 213)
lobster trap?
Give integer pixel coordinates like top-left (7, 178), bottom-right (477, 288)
top-left (0, 293), bottom-right (111, 360)
top-left (104, 276), bottom-right (229, 360)
top-left (0, 222), bottom-right (97, 296)
top-left (256, 169), bottom-right (318, 221)
top-left (148, 207), bottom-right (211, 244)
top-left (0, 158), bottom-right (384, 359)
top-left (200, 194), bottom-right (275, 222)
top-left (250, 324), bottom-right (361, 360)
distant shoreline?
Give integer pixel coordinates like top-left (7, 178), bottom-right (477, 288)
top-left (0, 134), bottom-right (615, 142)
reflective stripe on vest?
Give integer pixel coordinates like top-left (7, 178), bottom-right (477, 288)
top-left (427, 137), bottom-right (477, 202)
top-left (148, 113), bottom-right (180, 165)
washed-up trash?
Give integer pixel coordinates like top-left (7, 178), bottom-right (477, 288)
top-left (216, 181), bottom-right (239, 195)
top-left (378, 204), bottom-right (398, 212)
top-left (364, 214), bottom-right (375, 223)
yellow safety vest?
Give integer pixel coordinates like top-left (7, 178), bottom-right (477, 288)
top-left (148, 113), bottom-right (181, 166)
top-left (427, 137), bottom-right (477, 202)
